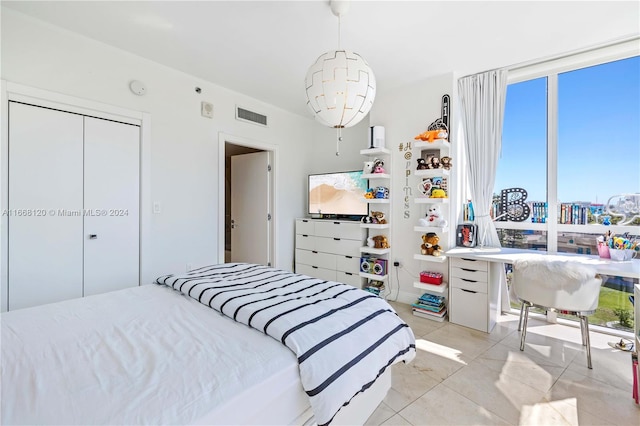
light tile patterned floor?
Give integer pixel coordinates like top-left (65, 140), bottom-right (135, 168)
top-left (366, 301), bottom-right (640, 426)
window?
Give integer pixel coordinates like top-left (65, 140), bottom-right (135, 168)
top-left (497, 46), bottom-right (639, 333)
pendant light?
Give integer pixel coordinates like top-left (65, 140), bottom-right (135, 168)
top-left (304, 0), bottom-right (376, 155)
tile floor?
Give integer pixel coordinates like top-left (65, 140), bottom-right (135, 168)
top-left (366, 301), bottom-right (640, 425)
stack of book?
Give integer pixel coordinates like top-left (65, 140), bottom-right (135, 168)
top-left (363, 280), bottom-right (385, 297)
top-left (412, 293), bottom-right (447, 322)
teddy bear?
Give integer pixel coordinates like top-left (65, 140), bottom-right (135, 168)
top-left (416, 158), bottom-right (428, 170)
top-left (426, 156), bottom-right (441, 169)
top-left (420, 232), bottom-right (442, 256)
top-left (372, 235), bottom-right (390, 249)
top-left (418, 205), bottom-right (448, 227)
top-left (440, 156), bottom-right (452, 170)
top-left (371, 211), bottom-right (387, 224)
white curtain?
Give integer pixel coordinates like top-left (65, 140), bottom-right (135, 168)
top-left (458, 69), bottom-right (509, 310)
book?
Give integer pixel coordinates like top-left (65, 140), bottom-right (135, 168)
top-left (412, 309), bottom-right (447, 322)
top-left (413, 306), bottom-right (446, 317)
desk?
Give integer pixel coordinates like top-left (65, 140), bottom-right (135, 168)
top-left (445, 247), bottom-right (640, 333)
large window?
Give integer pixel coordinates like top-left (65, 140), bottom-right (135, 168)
top-left (496, 47), bottom-right (639, 333)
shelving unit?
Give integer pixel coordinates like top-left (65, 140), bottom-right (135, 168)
top-left (359, 147), bottom-right (392, 295)
top-left (634, 284), bottom-right (639, 405)
top-left (411, 136), bottom-right (452, 321)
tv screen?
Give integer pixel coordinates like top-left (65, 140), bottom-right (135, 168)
top-left (308, 171), bottom-right (368, 218)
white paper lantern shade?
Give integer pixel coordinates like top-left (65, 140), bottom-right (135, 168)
top-left (305, 50), bottom-right (376, 128)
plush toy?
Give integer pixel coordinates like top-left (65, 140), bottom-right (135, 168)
top-left (375, 186), bottom-right (389, 199)
top-left (364, 188), bottom-right (375, 199)
top-left (420, 232), bottom-right (442, 256)
top-left (426, 156), bottom-right (441, 169)
top-left (373, 159), bottom-right (385, 174)
top-left (371, 211), bottom-right (387, 224)
top-left (366, 237), bottom-right (375, 248)
top-left (430, 188), bottom-right (447, 198)
top-left (414, 129), bottom-right (448, 142)
top-left (441, 156), bottom-right (452, 170)
top-left (361, 215), bottom-right (374, 224)
top-left (416, 158), bottom-right (428, 170)
top-left (363, 161), bottom-right (374, 174)
top-left (372, 235), bottom-right (390, 249)
top-left (418, 205), bottom-right (448, 227)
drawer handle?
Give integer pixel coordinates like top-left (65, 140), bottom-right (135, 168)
top-left (345, 256), bottom-right (353, 259)
top-left (333, 238), bottom-right (341, 241)
top-left (333, 221), bottom-right (340, 225)
top-left (345, 272), bottom-right (353, 276)
top-left (302, 220), bottom-right (309, 222)
top-left (461, 289), bottom-right (477, 294)
top-left (312, 251), bottom-right (318, 254)
top-left (312, 266), bottom-right (318, 269)
top-left (461, 278), bottom-right (477, 283)
top-left (461, 258), bottom-right (477, 262)
top-left (461, 268), bottom-right (476, 272)
top-left (302, 234), bottom-right (309, 237)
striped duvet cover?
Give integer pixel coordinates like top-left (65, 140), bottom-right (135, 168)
top-left (156, 263), bottom-right (416, 425)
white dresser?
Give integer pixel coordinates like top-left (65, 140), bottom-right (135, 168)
top-left (448, 257), bottom-right (500, 333)
top-left (295, 219), bottom-right (365, 288)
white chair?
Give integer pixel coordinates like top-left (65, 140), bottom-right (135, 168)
top-left (512, 258), bottom-right (602, 369)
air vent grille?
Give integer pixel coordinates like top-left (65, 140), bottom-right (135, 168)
top-left (236, 107), bottom-right (268, 126)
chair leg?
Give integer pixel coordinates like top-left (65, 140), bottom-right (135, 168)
top-left (520, 304), bottom-right (530, 351)
top-left (583, 316), bottom-right (592, 369)
top-left (518, 302), bottom-right (525, 331)
top-left (579, 316), bottom-right (587, 347)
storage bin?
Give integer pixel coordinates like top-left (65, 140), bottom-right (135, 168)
top-left (420, 271), bottom-right (443, 284)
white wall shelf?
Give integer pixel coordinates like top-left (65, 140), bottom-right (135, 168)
top-left (362, 173), bottom-right (390, 179)
top-left (413, 281), bottom-right (448, 294)
top-left (414, 140), bottom-right (450, 152)
top-left (360, 147), bottom-right (391, 156)
top-left (361, 223), bottom-right (390, 229)
top-left (359, 272), bottom-right (388, 281)
top-left (413, 254), bottom-right (447, 263)
top-left (414, 198), bottom-right (449, 204)
top-left (365, 199), bottom-right (391, 204)
top-left (360, 247), bottom-right (391, 255)
top-left (414, 225), bottom-right (449, 233)
top-left (415, 169), bottom-right (450, 178)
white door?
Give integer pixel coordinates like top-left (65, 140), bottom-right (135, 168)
top-left (83, 117), bottom-right (140, 296)
top-left (8, 102), bottom-right (84, 310)
top-left (230, 151), bottom-right (270, 265)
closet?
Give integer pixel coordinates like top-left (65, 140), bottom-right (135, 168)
top-left (8, 101), bottom-right (140, 310)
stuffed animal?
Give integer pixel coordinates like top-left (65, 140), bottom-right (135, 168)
top-left (420, 232), bottom-right (442, 256)
top-left (426, 156), bottom-right (441, 169)
top-left (364, 188), bottom-right (375, 199)
top-left (416, 158), bottom-right (428, 170)
top-left (441, 156), bottom-right (452, 170)
top-left (363, 161), bottom-right (374, 174)
top-left (414, 129), bottom-right (448, 142)
top-left (430, 188), bottom-right (447, 198)
top-left (372, 235), bottom-right (390, 249)
top-left (361, 215), bottom-right (374, 224)
top-left (371, 211), bottom-right (387, 224)
top-left (366, 237), bottom-right (375, 248)
top-left (375, 186), bottom-right (389, 199)
top-left (418, 205), bottom-right (448, 227)
top-left (373, 159), bottom-right (385, 174)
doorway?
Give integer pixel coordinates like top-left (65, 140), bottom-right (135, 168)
top-left (219, 135), bottom-right (276, 267)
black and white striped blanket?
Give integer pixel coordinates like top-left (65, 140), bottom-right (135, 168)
top-left (156, 263), bottom-right (416, 425)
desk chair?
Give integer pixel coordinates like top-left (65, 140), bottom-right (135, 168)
top-left (512, 258), bottom-right (602, 369)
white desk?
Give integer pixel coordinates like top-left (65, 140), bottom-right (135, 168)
top-left (445, 247), bottom-right (639, 333)
top-left (446, 247), bottom-right (640, 279)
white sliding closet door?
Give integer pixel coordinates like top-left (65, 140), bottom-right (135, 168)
top-left (8, 102), bottom-right (84, 310)
top-left (83, 117), bottom-right (140, 296)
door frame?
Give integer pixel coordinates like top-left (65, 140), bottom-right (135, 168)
top-left (218, 133), bottom-right (277, 267)
top-left (0, 81), bottom-right (151, 312)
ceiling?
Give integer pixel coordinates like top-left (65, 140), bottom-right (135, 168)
top-left (3, 1), bottom-right (639, 118)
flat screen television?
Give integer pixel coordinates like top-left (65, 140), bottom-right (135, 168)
top-left (308, 170), bottom-right (369, 219)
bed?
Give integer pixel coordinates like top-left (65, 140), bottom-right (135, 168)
top-left (1, 263), bottom-right (416, 425)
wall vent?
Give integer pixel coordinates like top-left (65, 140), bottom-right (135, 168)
top-left (236, 106), bottom-right (268, 127)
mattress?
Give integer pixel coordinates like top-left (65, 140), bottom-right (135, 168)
top-left (1, 284), bottom-right (309, 425)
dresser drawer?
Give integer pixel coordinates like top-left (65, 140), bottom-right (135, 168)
top-left (295, 263), bottom-right (337, 282)
top-left (336, 271), bottom-right (362, 287)
top-left (449, 287), bottom-right (488, 332)
top-left (315, 236), bottom-right (361, 257)
top-left (296, 219), bottom-right (315, 235)
top-left (450, 276), bottom-right (488, 293)
top-left (295, 234), bottom-right (315, 251)
top-left (336, 254), bottom-right (360, 273)
top-left (450, 266), bottom-right (488, 283)
top-left (295, 249), bottom-right (336, 270)
top-left (450, 257), bottom-right (488, 272)
top-left (314, 221), bottom-right (364, 240)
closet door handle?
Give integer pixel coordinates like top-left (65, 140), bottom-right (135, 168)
top-left (89, 234), bottom-right (98, 240)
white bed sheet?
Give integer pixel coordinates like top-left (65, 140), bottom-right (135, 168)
top-left (1, 284), bottom-right (308, 425)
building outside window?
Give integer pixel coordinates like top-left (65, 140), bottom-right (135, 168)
top-left (495, 46), bottom-right (639, 333)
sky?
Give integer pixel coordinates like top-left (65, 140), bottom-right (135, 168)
top-left (496, 55), bottom-right (640, 204)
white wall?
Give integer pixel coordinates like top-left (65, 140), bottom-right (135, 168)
top-left (369, 73), bottom-right (457, 304)
top-left (1, 9), bottom-right (315, 283)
